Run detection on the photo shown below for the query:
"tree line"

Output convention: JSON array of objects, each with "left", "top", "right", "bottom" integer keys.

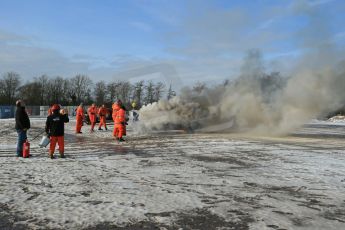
[{"left": 0, "top": 72, "right": 176, "bottom": 109}]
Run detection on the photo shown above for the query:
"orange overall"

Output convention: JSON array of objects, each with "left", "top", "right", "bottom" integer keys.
[
  {"left": 98, "top": 107, "right": 108, "bottom": 129},
  {"left": 88, "top": 105, "right": 97, "bottom": 131},
  {"left": 50, "top": 136, "right": 64, "bottom": 154},
  {"left": 112, "top": 103, "right": 126, "bottom": 139},
  {"left": 75, "top": 106, "right": 84, "bottom": 133}
]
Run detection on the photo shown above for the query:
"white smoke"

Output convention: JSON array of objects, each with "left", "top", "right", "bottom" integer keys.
[
  {"left": 138, "top": 49, "right": 345, "bottom": 135},
  {"left": 137, "top": 1, "right": 345, "bottom": 136},
  {"left": 140, "top": 52, "right": 345, "bottom": 134}
]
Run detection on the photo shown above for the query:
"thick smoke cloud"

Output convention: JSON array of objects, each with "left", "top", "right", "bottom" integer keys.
[
  {"left": 138, "top": 50, "right": 345, "bottom": 135},
  {"left": 137, "top": 1, "right": 345, "bottom": 136}
]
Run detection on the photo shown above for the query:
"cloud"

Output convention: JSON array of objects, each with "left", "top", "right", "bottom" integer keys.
[
  {"left": 333, "top": 31, "right": 345, "bottom": 42},
  {"left": 0, "top": 30, "right": 118, "bottom": 81},
  {"left": 257, "top": 19, "right": 275, "bottom": 30},
  {"left": 0, "top": 29, "right": 29, "bottom": 43},
  {"left": 132, "top": 0, "right": 182, "bottom": 26},
  {"left": 129, "top": 21, "right": 153, "bottom": 32},
  {"left": 310, "top": 0, "right": 336, "bottom": 6},
  {"left": 1, "top": 0, "right": 343, "bottom": 88},
  {"left": 161, "top": 0, "right": 345, "bottom": 84},
  {"left": 105, "top": 2, "right": 299, "bottom": 87}
]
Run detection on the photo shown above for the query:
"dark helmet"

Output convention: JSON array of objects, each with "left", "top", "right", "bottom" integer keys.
[{"left": 116, "top": 99, "right": 122, "bottom": 105}]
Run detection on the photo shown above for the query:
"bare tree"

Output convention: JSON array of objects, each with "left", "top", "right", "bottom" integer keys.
[
  {"left": 118, "top": 81, "right": 131, "bottom": 105},
  {"left": 107, "top": 82, "right": 121, "bottom": 102},
  {"left": 1, "top": 72, "right": 21, "bottom": 104},
  {"left": 17, "top": 82, "right": 41, "bottom": 105},
  {"left": 107, "top": 82, "right": 118, "bottom": 103},
  {"left": 132, "top": 80, "right": 144, "bottom": 107},
  {"left": 153, "top": 82, "right": 165, "bottom": 102},
  {"left": 35, "top": 74, "right": 49, "bottom": 105},
  {"left": 47, "top": 76, "right": 67, "bottom": 104},
  {"left": 167, "top": 84, "right": 176, "bottom": 100},
  {"left": 0, "top": 79, "right": 5, "bottom": 104},
  {"left": 69, "top": 74, "right": 93, "bottom": 104},
  {"left": 94, "top": 81, "right": 107, "bottom": 105},
  {"left": 144, "top": 81, "right": 155, "bottom": 105}
]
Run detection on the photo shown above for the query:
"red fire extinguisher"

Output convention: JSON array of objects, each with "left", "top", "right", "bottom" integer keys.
[{"left": 23, "top": 140, "right": 30, "bottom": 158}]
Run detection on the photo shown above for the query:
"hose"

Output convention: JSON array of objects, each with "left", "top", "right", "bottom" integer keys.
[{"left": 30, "top": 130, "right": 46, "bottom": 142}]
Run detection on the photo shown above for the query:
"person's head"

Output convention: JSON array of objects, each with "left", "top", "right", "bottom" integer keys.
[
  {"left": 16, "top": 100, "right": 25, "bottom": 107},
  {"left": 113, "top": 103, "right": 121, "bottom": 111},
  {"left": 79, "top": 103, "right": 83, "bottom": 107},
  {"left": 92, "top": 103, "right": 95, "bottom": 107},
  {"left": 102, "top": 104, "right": 105, "bottom": 108},
  {"left": 52, "top": 104, "right": 60, "bottom": 113}
]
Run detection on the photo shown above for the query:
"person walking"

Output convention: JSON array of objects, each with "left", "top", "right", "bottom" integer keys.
[
  {"left": 75, "top": 103, "right": 84, "bottom": 134},
  {"left": 98, "top": 104, "right": 108, "bottom": 130},
  {"left": 112, "top": 100, "right": 126, "bottom": 142},
  {"left": 45, "top": 104, "right": 69, "bottom": 159},
  {"left": 15, "top": 100, "right": 30, "bottom": 157},
  {"left": 88, "top": 103, "right": 97, "bottom": 132}
]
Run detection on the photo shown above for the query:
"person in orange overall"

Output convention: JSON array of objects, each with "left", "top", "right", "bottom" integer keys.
[
  {"left": 88, "top": 103, "right": 97, "bottom": 132},
  {"left": 98, "top": 104, "right": 108, "bottom": 130},
  {"left": 75, "top": 103, "right": 84, "bottom": 134},
  {"left": 112, "top": 100, "right": 126, "bottom": 142},
  {"left": 45, "top": 104, "right": 69, "bottom": 159}
]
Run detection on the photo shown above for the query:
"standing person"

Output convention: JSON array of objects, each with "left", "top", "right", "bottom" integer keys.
[
  {"left": 15, "top": 100, "right": 30, "bottom": 157},
  {"left": 75, "top": 103, "right": 84, "bottom": 134},
  {"left": 45, "top": 104, "right": 69, "bottom": 159},
  {"left": 112, "top": 100, "right": 126, "bottom": 142},
  {"left": 88, "top": 103, "right": 97, "bottom": 132},
  {"left": 98, "top": 104, "right": 108, "bottom": 130}
]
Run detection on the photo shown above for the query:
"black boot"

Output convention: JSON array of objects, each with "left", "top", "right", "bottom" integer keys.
[{"left": 98, "top": 127, "right": 102, "bottom": 130}]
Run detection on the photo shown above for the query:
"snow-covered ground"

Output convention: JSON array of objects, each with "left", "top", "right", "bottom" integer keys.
[{"left": 0, "top": 118, "right": 345, "bottom": 229}]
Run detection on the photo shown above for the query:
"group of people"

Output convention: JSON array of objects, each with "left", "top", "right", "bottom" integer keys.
[
  {"left": 74, "top": 103, "right": 108, "bottom": 133},
  {"left": 15, "top": 99, "right": 127, "bottom": 159},
  {"left": 74, "top": 100, "right": 127, "bottom": 142}
]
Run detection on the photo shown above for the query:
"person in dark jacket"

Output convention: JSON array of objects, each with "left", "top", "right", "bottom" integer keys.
[
  {"left": 45, "top": 104, "right": 69, "bottom": 159},
  {"left": 15, "top": 100, "right": 30, "bottom": 157}
]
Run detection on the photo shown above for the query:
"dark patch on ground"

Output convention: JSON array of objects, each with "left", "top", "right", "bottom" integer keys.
[
  {"left": 173, "top": 208, "right": 250, "bottom": 230},
  {"left": 322, "top": 208, "right": 345, "bottom": 223},
  {"left": 0, "top": 203, "right": 30, "bottom": 230},
  {"left": 83, "top": 221, "right": 167, "bottom": 230},
  {"left": 188, "top": 154, "right": 255, "bottom": 167},
  {"left": 291, "top": 133, "right": 345, "bottom": 139},
  {"left": 84, "top": 208, "right": 254, "bottom": 230}
]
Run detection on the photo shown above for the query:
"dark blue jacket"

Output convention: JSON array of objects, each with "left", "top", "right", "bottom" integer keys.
[
  {"left": 45, "top": 110, "right": 69, "bottom": 136},
  {"left": 15, "top": 106, "right": 30, "bottom": 130}
]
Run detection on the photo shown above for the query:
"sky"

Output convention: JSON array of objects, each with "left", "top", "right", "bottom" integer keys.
[{"left": 0, "top": 0, "right": 344, "bottom": 87}]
